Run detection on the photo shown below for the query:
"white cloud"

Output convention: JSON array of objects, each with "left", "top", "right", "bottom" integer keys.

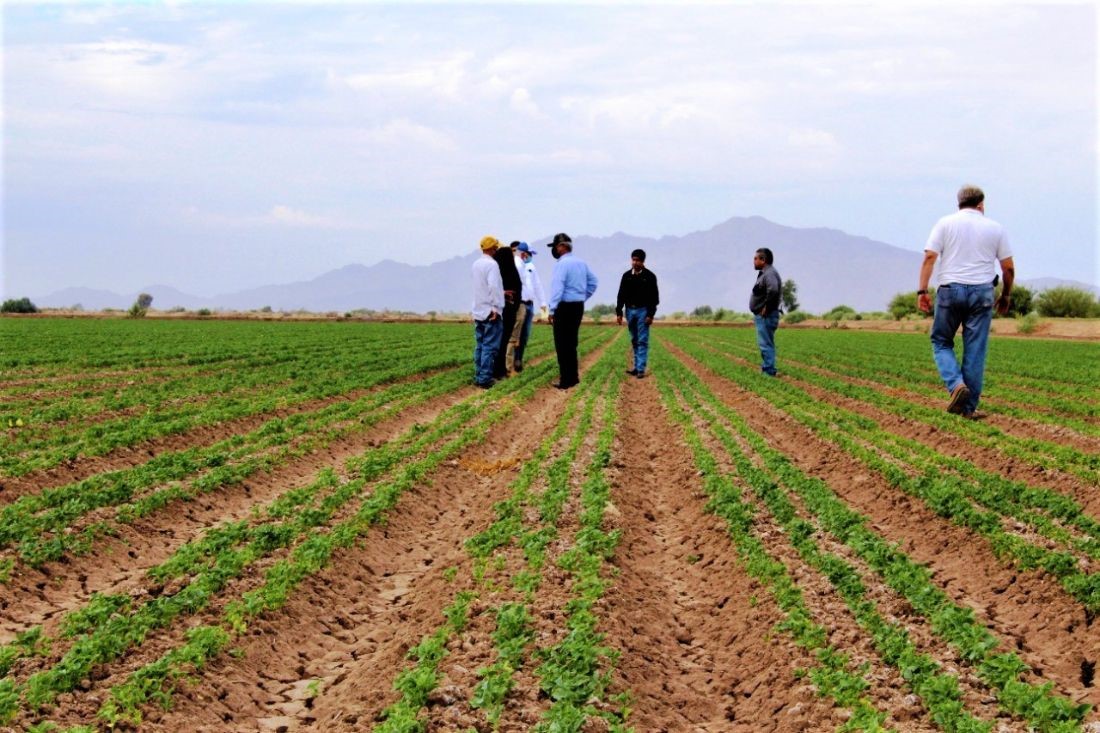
[
  {"left": 509, "top": 87, "right": 539, "bottom": 115},
  {"left": 269, "top": 205, "right": 334, "bottom": 227}
]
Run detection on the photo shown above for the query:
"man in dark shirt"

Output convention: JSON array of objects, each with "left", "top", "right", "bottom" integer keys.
[
  {"left": 748, "top": 247, "right": 782, "bottom": 376},
  {"left": 615, "top": 248, "right": 659, "bottom": 378},
  {"left": 493, "top": 244, "right": 523, "bottom": 379}
]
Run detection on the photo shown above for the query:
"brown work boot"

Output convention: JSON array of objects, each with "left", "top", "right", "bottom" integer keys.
[{"left": 946, "top": 383, "right": 970, "bottom": 414}]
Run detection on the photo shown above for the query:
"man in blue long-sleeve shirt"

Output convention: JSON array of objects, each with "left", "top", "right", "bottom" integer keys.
[{"left": 546, "top": 232, "right": 598, "bottom": 389}]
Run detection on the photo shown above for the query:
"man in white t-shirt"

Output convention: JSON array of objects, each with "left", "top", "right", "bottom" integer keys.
[{"left": 917, "top": 185, "right": 1015, "bottom": 417}]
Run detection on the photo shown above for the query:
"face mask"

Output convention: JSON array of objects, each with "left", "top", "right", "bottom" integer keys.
[{"left": 551, "top": 247, "right": 562, "bottom": 260}]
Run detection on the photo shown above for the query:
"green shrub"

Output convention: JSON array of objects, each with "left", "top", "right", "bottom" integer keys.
[
  {"left": 822, "top": 304, "right": 858, "bottom": 321},
  {"left": 888, "top": 290, "right": 934, "bottom": 320},
  {"left": 1, "top": 297, "right": 38, "bottom": 314},
  {"left": 1016, "top": 311, "right": 1040, "bottom": 334},
  {"left": 1000, "top": 284, "right": 1033, "bottom": 317},
  {"left": 784, "top": 311, "right": 812, "bottom": 324},
  {"left": 1035, "top": 286, "right": 1098, "bottom": 318},
  {"left": 196, "top": 308, "right": 213, "bottom": 317}
]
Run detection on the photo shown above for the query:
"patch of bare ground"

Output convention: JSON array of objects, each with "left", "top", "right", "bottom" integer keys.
[
  {"left": 131, "top": 361, "right": 596, "bottom": 732},
  {"left": 0, "top": 381, "right": 473, "bottom": 646},
  {"left": 0, "top": 367, "right": 459, "bottom": 503},
  {"left": 668, "top": 342, "right": 1100, "bottom": 720}
]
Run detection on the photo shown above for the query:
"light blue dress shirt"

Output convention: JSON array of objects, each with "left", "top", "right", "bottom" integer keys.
[{"left": 548, "top": 253, "right": 598, "bottom": 314}]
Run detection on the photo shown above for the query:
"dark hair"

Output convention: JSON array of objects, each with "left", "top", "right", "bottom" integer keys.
[
  {"left": 755, "top": 247, "right": 774, "bottom": 265},
  {"left": 956, "top": 185, "right": 985, "bottom": 210},
  {"left": 631, "top": 248, "right": 646, "bottom": 262},
  {"left": 509, "top": 241, "right": 521, "bottom": 248}
]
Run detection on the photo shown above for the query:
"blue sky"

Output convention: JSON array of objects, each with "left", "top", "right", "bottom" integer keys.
[{"left": 2, "top": 1, "right": 1097, "bottom": 300}]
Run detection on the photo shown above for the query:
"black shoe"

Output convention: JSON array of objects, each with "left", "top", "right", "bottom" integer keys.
[
  {"left": 635, "top": 371, "right": 646, "bottom": 379},
  {"left": 476, "top": 380, "right": 495, "bottom": 389},
  {"left": 626, "top": 369, "right": 637, "bottom": 376},
  {"left": 552, "top": 381, "right": 576, "bottom": 390},
  {"left": 514, "top": 363, "right": 523, "bottom": 373}
]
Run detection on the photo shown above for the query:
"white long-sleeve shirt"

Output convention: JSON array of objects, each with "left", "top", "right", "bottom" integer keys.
[
  {"left": 519, "top": 257, "right": 548, "bottom": 309},
  {"left": 472, "top": 254, "right": 504, "bottom": 321}
]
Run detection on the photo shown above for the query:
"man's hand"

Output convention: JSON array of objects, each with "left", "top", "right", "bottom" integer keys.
[
  {"left": 996, "top": 294, "right": 1011, "bottom": 316},
  {"left": 548, "top": 313, "right": 554, "bottom": 325},
  {"left": 917, "top": 293, "right": 932, "bottom": 314},
  {"left": 616, "top": 315, "right": 623, "bottom": 326},
  {"left": 644, "top": 316, "right": 653, "bottom": 325},
  {"left": 489, "top": 311, "right": 498, "bottom": 321}
]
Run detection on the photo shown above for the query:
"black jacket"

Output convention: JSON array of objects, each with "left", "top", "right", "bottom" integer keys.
[
  {"left": 494, "top": 248, "right": 523, "bottom": 302},
  {"left": 749, "top": 265, "right": 782, "bottom": 315},
  {"left": 615, "top": 267, "right": 659, "bottom": 319}
]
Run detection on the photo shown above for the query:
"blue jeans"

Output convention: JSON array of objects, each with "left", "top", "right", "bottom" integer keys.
[
  {"left": 515, "top": 301, "right": 534, "bottom": 366},
  {"left": 474, "top": 317, "right": 503, "bottom": 385},
  {"left": 930, "top": 283, "right": 994, "bottom": 413},
  {"left": 625, "top": 307, "right": 650, "bottom": 373},
  {"left": 754, "top": 311, "right": 780, "bottom": 375}
]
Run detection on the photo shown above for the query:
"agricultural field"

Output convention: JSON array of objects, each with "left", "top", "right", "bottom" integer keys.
[{"left": 0, "top": 316, "right": 1098, "bottom": 732}]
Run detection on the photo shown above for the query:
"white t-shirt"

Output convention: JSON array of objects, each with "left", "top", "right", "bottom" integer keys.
[{"left": 926, "top": 208, "right": 1012, "bottom": 285}]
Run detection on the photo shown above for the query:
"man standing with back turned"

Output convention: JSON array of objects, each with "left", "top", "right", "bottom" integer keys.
[
  {"left": 471, "top": 236, "right": 505, "bottom": 389},
  {"left": 616, "top": 248, "right": 659, "bottom": 378},
  {"left": 918, "top": 184, "right": 1014, "bottom": 418},
  {"left": 547, "top": 233, "right": 598, "bottom": 390},
  {"left": 749, "top": 247, "right": 782, "bottom": 376}
]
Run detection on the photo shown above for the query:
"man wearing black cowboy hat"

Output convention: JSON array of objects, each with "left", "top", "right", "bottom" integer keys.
[{"left": 546, "top": 233, "right": 598, "bottom": 389}]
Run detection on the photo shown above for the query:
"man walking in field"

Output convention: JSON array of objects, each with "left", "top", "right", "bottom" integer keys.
[
  {"left": 472, "top": 236, "right": 505, "bottom": 389},
  {"left": 616, "top": 248, "right": 659, "bottom": 378},
  {"left": 918, "top": 184, "right": 1014, "bottom": 417},
  {"left": 512, "top": 242, "right": 547, "bottom": 373},
  {"left": 547, "top": 233, "right": 598, "bottom": 390},
  {"left": 749, "top": 247, "right": 782, "bottom": 376}
]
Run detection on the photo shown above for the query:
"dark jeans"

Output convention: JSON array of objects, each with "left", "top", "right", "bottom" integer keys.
[
  {"left": 552, "top": 301, "right": 585, "bottom": 386},
  {"left": 494, "top": 299, "right": 520, "bottom": 377},
  {"left": 625, "top": 306, "right": 650, "bottom": 374}
]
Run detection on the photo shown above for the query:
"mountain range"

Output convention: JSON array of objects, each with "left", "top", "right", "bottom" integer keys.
[{"left": 33, "top": 216, "right": 1097, "bottom": 315}]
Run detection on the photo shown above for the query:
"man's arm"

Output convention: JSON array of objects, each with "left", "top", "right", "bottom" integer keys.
[
  {"left": 647, "top": 271, "right": 659, "bottom": 323},
  {"left": 996, "top": 256, "right": 1015, "bottom": 316},
  {"left": 586, "top": 267, "right": 598, "bottom": 300},
  {"left": 615, "top": 272, "right": 627, "bottom": 323},
  {"left": 917, "top": 250, "right": 938, "bottom": 314}
]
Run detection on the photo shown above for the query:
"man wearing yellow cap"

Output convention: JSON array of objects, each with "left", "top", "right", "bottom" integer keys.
[{"left": 472, "top": 236, "right": 505, "bottom": 388}]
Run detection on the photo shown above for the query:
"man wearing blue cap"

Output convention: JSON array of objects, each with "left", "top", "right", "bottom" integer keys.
[
  {"left": 547, "top": 233, "right": 598, "bottom": 389},
  {"left": 510, "top": 241, "right": 547, "bottom": 373}
]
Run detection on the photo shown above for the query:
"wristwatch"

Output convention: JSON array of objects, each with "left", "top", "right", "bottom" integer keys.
[{"left": 917, "top": 289, "right": 928, "bottom": 295}]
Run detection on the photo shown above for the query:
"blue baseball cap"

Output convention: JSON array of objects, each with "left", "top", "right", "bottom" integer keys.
[{"left": 516, "top": 241, "right": 535, "bottom": 255}]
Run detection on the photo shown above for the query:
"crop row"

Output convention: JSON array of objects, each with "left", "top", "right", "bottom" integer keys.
[
  {"left": 377, "top": 339, "right": 631, "bottom": 732},
  {"left": 654, "top": 340, "right": 1089, "bottom": 731},
  {"left": 1, "top": 326, "right": 620, "bottom": 730},
  {"left": 682, "top": 328, "right": 1099, "bottom": 483},
  {"left": 665, "top": 330, "right": 1100, "bottom": 611}
]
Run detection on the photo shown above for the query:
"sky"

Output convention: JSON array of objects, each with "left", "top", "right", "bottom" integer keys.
[{"left": 2, "top": 1, "right": 1097, "bottom": 301}]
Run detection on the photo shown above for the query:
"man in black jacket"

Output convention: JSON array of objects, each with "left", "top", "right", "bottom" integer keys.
[
  {"left": 493, "top": 244, "right": 523, "bottom": 379},
  {"left": 749, "top": 247, "right": 782, "bottom": 376},
  {"left": 615, "top": 248, "right": 659, "bottom": 378}
]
